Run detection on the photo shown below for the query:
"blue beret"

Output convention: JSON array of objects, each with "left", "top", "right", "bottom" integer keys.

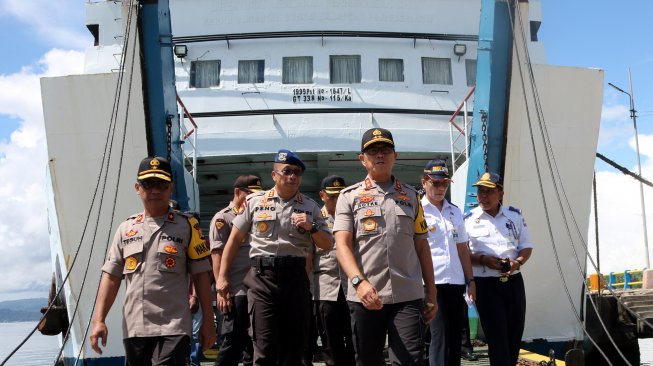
[{"left": 275, "top": 149, "right": 305, "bottom": 171}]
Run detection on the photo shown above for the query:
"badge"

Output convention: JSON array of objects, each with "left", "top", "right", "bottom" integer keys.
[
  {"left": 257, "top": 213, "right": 272, "bottom": 220},
  {"left": 359, "top": 196, "right": 375, "bottom": 203},
  {"left": 395, "top": 194, "right": 410, "bottom": 201},
  {"left": 167, "top": 212, "right": 175, "bottom": 221},
  {"left": 135, "top": 213, "right": 144, "bottom": 223},
  {"left": 150, "top": 158, "right": 160, "bottom": 169},
  {"left": 364, "top": 209, "right": 375, "bottom": 217},
  {"left": 164, "top": 257, "right": 176, "bottom": 268},
  {"left": 164, "top": 245, "right": 178, "bottom": 254},
  {"left": 215, "top": 219, "right": 225, "bottom": 230},
  {"left": 125, "top": 256, "right": 138, "bottom": 270},
  {"left": 362, "top": 218, "right": 377, "bottom": 231},
  {"left": 278, "top": 152, "right": 287, "bottom": 161},
  {"left": 258, "top": 199, "right": 272, "bottom": 207},
  {"left": 126, "top": 229, "right": 138, "bottom": 237},
  {"left": 475, "top": 218, "right": 480, "bottom": 224},
  {"left": 257, "top": 221, "right": 269, "bottom": 233},
  {"left": 428, "top": 224, "right": 436, "bottom": 233}
]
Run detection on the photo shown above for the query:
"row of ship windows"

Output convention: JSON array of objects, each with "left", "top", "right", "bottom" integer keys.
[{"left": 187, "top": 56, "right": 477, "bottom": 88}]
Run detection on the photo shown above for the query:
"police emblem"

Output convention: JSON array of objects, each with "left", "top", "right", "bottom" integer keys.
[
  {"left": 428, "top": 224, "right": 436, "bottom": 233},
  {"left": 150, "top": 158, "right": 160, "bottom": 169},
  {"left": 373, "top": 129, "right": 382, "bottom": 136},
  {"left": 334, "top": 180, "right": 341, "bottom": 187},
  {"left": 164, "top": 257, "right": 176, "bottom": 268},
  {"left": 278, "top": 152, "right": 287, "bottom": 161},
  {"left": 257, "top": 221, "right": 269, "bottom": 233},
  {"left": 364, "top": 209, "right": 375, "bottom": 217},
  {"left": 362, "top": 218, "right": 377, "bottom": 231},
  {"left": 359, "top": 195, "right": 375, "bottom": 203},
  {"left": 125, "top": 256, "right": 138, "bottom": 270},
  {"left": 164, "top": 245, "right": 178, "bottom": 254},
  {"left": 215, "top": 219, "right": 225, "bottom": 230},
  {"left": 126, "top": 229, "right": 138, "bottom": 237},
  {"left": 257, "top": 179, "right": 262, "bottom": 186}
]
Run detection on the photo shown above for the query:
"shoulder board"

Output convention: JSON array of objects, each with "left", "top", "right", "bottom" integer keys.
[
  {"left": 126, "top": 214, "right": 138, "bottom": 221},
  {"left": 449, "top": 202, "right": 459, "bottom": 208},
  {"left": 219, "top": 206, "right": 231, "bottom": 214},
  {"left": 246, "top": 191, "right": 267, "bottom": 201},
  {"left": 176, "top": 211, "right": 193, "bottom": 219},
  {"left": 301, "top": 194, "right": 319, "bottom": 206},
  {"left": 463, "top": 212, "right": 472, "bottom": 220},
  {"left": 402, "top": 183, "right": 418, "bottom": 193},
  {"left": 508, "top": 206, "right": 522, "bottom": 215},
  {"left": 340, "top": 182, "right": 362, "bottom": 194}
]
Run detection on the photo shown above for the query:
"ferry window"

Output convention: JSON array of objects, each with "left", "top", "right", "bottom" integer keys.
[
  {"left": 238, "top": 60, "right": 265, "bottom": 84},
  {"left": 189, "top": 60, "right": 220, "bottom": 88},
  {"left": 330, "top": 55, "right": 361, "bottom": 84},
  {"left": 379, "top": 59, "right": 404, "bottom": 82},
  {"left": 465, "top": 59, "right": 477, "bottom": 87},
  {"left": 283, "top": 56, "right": 313, "bottom": 84},
  {"left": 422, "top": 57, "right": 452, "bottom": 85}
]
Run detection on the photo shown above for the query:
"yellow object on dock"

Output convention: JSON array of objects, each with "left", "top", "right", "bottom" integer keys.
[{"left": 519, "top": 349, "right": 565, "bottom": 365}]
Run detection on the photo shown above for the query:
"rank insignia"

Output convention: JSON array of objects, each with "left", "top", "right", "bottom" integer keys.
[
  {"left": 395, "top": 194, "right": 411, "bottom": 201},
  {"left": 257, "top": 213, "right": 272, "bottom": 220},
  {"left": 257, "top": 221, "right": 269, "bottom": 233},
  {"left": 167, "top": 212, "right": 175, "bottom": 221},
  {"left": 428, "top": 224, "right": 436, "bottom": 233},
  {"left": 150, "top": 158, "right": 160, "bottom": 169},
  {"left": 164, "top": 245, "right": 178, "bottom": 254},
  {"left": 125, "top": 256, "right": 138, "bottom": 270},
  {"left": 135, "top": 214, "right": 144, "bottom": 223},
  {"left": 164, "top": 257, "right": 176, "bottom": 268},
  {"left": 215, "top": 219, "right": 225, "bottom": 230},
  {"left": 126, "top": 229, "right": 138, "bottom": 237},
  {"left": 359, "top": 196, "right": 375, "bottom": 203},
  {"left": 364, "top": 209, "right": 375, "bottom": 217},
  {"left": 362, "top": 218, "right": 377, "bottom": 231}
]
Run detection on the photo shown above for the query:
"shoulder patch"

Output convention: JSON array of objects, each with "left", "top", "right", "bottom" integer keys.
[
  {"left": 463, "top": 212, "right": 472, "bottom": 220},
  {"left": 508, "top": 206, "right": 522, "bottom": 215}
]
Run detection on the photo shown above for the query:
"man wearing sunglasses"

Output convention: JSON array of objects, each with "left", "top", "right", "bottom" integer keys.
[
  {"left": 90, "top": 156, "right": 216, "bottom": 364},
  {"left": 210, "top": 175, "right": 263, "bottom": 366},
  {"left": 217, "top": 149, "right": 333, "bottom": 365},
  {"left": 333, "top": 128, "right": 437, "bottom": 366}
]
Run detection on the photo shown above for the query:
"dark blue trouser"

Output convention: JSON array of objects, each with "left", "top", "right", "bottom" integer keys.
[
  {"left": 429, "top": 284, "right": 465, "bottom": 366},
  {"left": 316, "top": 289, "right": 355, "bottom": 366},
  {"left": 214, "top": 295, "right": 253, "bottom": 366}
]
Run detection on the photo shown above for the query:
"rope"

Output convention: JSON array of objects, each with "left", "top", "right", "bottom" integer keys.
[{"left": 596, "top": 152, "right": 653, "bottom": 188}]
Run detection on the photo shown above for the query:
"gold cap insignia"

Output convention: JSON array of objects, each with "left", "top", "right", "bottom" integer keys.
[
  {"left": 373, "top": 129, "right": 382, "bottom": 136},
  {"left": 150, "top": 158, "right": 160, "bottom": 169},
  {"left": 334, "top": 180, "right": 341, "bottom": 187}
]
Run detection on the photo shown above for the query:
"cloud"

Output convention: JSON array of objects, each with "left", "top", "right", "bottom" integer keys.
[
  {"left": 0, "top": 0, "right": 89, "bottom": 49},
  {"left": 0, "top": 49, "right": 84, "bottom": 301}
]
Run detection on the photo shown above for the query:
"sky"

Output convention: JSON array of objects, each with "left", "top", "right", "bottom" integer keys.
[{"left": 0, "top": 0, "right": 651, "bottom": 301}]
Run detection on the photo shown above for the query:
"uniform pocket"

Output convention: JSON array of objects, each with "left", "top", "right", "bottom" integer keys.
[
  {"left": 122, "top": 243, "right": 144, "bottom": 275},
  {"left": 252, "top": 211, "right": 277, "bottom": 239},
  {"left": 356, "top": 206, "right": 381, "bottom": 236},
  {"left": 157, "top": 242, "right": 183, "bottom": 273},
  {"left": 394, "top": 205, "right": 414, "bottom": 235}
]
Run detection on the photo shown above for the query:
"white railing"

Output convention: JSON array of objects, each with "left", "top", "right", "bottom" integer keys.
[
  {"left": 177, "top": 94, "right": 198, "bottom": 179},
  {"left": 448, "top": 86, "right": 475, "bottom": 174}
]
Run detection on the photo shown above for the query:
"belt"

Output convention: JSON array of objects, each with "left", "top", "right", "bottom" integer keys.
[{"left": 250, "top": 256, "right": 305, "bottom": 269}]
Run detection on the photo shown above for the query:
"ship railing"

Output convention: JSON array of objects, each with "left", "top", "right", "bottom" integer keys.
[
  {"left": 177, "top": 94, "right": 198, "bottom": 179},
  {"left": 588, "top": 269, "right": 644, "bottom": 290},
  {"left": 449, "top": 86, "right": 475, "bottom": 174}
]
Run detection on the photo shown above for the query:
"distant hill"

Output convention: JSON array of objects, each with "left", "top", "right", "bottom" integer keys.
[{"left": 0, "top": 298, "right": 47, "bottom": 323}]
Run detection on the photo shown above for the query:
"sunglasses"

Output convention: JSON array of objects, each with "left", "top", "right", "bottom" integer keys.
[
  {"left": 274, "top": 169, "right": 304, "bottom": 177},
  {"left": 364, "top": 146, "right": 395, "bottom": 155},
  {"left": 139, "top": 180, "right": 171, "bottom": 190}
]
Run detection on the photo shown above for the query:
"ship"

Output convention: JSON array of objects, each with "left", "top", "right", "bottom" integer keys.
[{"left": 34, "top": 0, "right": 605, "bottom": 364}]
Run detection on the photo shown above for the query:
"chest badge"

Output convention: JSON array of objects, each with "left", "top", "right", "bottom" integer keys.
[
  {"left": 257, "top": 221, "right": 269, "bottom": 233},
  {"left": 364, "top": 209, "right": 375, "bottom": 217},
  {"left": 359, "top": 195, "right": 375, "bottom": 203},
  {"left": 428, "top": 224, "right": 437, "bottom": 233},
  {"left": 164, "top": 257, "right": 176, "bottom": 268},
  {"left": 475, "top": 218, "right": 480, "bottom": 224},
  {"left": 126, "top": 229, "right": 138, "bottom": 237},
  {"left": 362, "top": 218, "right": 377, "bottom": 232},
  {"left": 257, "top": 213, "right": 272, "bottom": 220},
  {"left": 395, "top": 194, "right": 411, "bottom": 202},
  {"left": 164, "top": 245, "right": 178, "bottom": 254},
  {"left": 125, "top": 256, "right": 138, "bottom": 271}
]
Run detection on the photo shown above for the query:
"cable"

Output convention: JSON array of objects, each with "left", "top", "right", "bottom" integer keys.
[{"left": 596, "top": 152, "right": 653, "bottom": 188}]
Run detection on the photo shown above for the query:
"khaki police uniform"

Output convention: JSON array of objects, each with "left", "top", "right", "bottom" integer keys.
[
  {"left": 464, "top": 204, "right": 533, "bottom": 366},
  {"left": 232, "top": 188, "right": 328, "bottom": 365},
  {"left": 102, "top": 209, "right": 211, "bottom": 338},
  {"left": 333, "top": 176, "right": 429, "bottom": 366},
  {"left": 210, "top": 203, "right": 253, "bottom": 366}
]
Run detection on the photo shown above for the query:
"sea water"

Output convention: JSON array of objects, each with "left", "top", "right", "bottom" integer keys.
[{"left": 1, "top": 321, "right": 653, "bottom": 365}]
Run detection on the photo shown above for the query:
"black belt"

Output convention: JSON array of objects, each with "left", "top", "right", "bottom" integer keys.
[{"left": 250, "top": 256, "right": 305, "bottom": 269}]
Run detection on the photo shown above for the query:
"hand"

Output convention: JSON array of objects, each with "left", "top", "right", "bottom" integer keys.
[
  {"left": 422, "top": 289, "right": 437, "bottom": 323},
  {"left": 189, "top": 295, "right": 199, "bottom": 313},
  {"left": 481, "top": 255, "right": 503, "bottom": 271},
  {"left": 467, "top": 281, "right": 476, "bottom": 303},
  {"left": 198, "top": 315, "right": 217, "bottom": 351},
  {"left": 217, "top": 291, "right": 232, "bottom": 313},
  {"left": 356, "top": 280, "right": 383, "bottom": 310},
  {"left": 499, "top": 258, "right": 521, "bottom": 276},
  {"left": 216, "top": 275, "right": 232, "bottom": 313},
  {"left": 90, "top": 321, "right": 108, "bottom": 355},
  {"left": 291, "top": 213, "right": 312, "bottom": 231}
]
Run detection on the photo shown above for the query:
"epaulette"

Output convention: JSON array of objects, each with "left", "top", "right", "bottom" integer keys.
[
  {"left": 508, "top": 206, "right": 522, "bottom": 215},
  {"left": 301, "top": 194, "right": 319, "bottom": 206},
  {"left": 126, "top": 213, "right": 144, "bottom": 223},
  {"left": 402, "top": 183, "right": 418, "bottom": 193},
  {"left": 340, "top": 182, "right": 362, "bottom": 194},
  {"left": 177, "top": 210, "right": 193, "bottom": 218},
  {"left": 449, "top": 202, "right": 459, "bottom": 208},
  {"left": 463, "top": 211, "right": 472, "bottom": 220},
  {"left": 246, "top": 190, "right": 267, "bottom": 202}
]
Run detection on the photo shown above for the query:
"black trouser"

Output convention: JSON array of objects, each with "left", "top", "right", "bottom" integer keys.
[
  {"left": 317, "top": 289, "right": 355, "bottom": 366},
  {"left": 244, "top": 260, "right": 310, "bottom": 366},
  {"left": 460, "top": 302, "right": 473, "bottom": 353},
  {"left": 429, "top": 284, "right": 465, "bottom": 366},
  {"left": 303, "top": 300, "right": 319, "bottom": 366},
  {"left": 214, "top": 295, "right": 253, "bottom": 366},
  {"left": 123, "top": 335, "right": 189, "bottom": 366},
  {"left": 475, "top": 273, "right": 526, "bottom": 366},
  {"left": 349, "top": 299, "right": 425, "bottom": 366}
]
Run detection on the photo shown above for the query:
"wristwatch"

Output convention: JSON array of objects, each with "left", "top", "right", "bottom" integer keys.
[
  {"left": 351, "top": 275, "right": 364, "bottom": 289},
  {"left": 309, "top": 221, "right": 319, "bottom": 234}
]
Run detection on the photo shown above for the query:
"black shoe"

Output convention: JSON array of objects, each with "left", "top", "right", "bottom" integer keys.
[{"left": 461, "top": 350, "right": 479, "bottom": 361}]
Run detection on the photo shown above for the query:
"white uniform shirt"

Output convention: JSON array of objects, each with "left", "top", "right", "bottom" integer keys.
[
  {"left": 464, "top": 205, "right": 533, "bottom": 277},
  {"left": 422, "top": 197, "right": 469, "bottom": 285}
]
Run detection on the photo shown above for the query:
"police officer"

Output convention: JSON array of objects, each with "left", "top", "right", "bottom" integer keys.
[
  {"left": 217, "top": 149, "right": 333, "bottom": 366},
  {"left": 313, "top": 175, "right": 355, "bottom": 366},
  {"left": 90, "top": 156, "right": 216, "bottom": 365},
  {"left": 464, "top": 172, "right": 533, "bottom": 366},
  {"left": 334, "top": 128, "right": 437, "bottom": 366},
  {"left": 210, "top": 175, "right": 263, "bottom": 366}
]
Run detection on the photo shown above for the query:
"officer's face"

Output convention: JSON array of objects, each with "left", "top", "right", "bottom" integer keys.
[
  {"left": 272, "top": 163, "right": 303, "bottom": 190},
  {"left": 359, "top": 143, "right": 397, "bottom": 176},
  {"left": 422, "top": 176, "right": 449, "bottom": 203},
  {"left": 135, "top": 178, "right": 174, "bottom": 210},
  {"left": 476, "top": 185, "right": 503, "bottom": 212},
  {"left": 319, "top": 190, "right": 339, "bottom": 213}
]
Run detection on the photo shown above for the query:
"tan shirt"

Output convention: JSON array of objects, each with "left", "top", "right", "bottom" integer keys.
[
  {"left": 209, "top": 202, "right": 251, "bottom": 297},
  {"left": 333, "top": 177, "right": 428, "bottom": 304},
  {"left": 232, "top": 188, "right": 328, "bottom": 258},
  {"left": 102, "top": 209, "right": 211, "bottom": 338},
  {"left": 312, "top": 207, "right": 346, "bottom": 301}
]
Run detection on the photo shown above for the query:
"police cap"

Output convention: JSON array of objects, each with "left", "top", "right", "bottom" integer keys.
[
  {"left": 137, "top": 156, "right": 172, "bottom": 182},
  {"left": 234, "top": 175, "right": 263, "bottom": 192},
  {"left": 361, "top": 128, "right": 395, "bottom": 151},
  {"left": 321, "top": 175, "right": 346, "bottom": 195}
]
